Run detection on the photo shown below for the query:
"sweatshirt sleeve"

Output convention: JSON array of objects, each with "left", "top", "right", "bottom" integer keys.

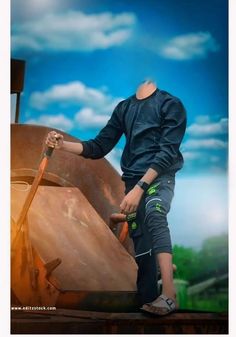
[
  {"left": 80, "top": 103, "right": 123, "bottom": 159},
  {"left": 150, "top": 98, "right": 187, "bottom": 175}
]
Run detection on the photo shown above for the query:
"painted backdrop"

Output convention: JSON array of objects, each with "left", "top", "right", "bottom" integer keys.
[{"left": 11, "top": 0, "right": 228, "bottom": 311}]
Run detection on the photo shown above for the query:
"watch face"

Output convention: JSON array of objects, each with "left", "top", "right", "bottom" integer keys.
[
  {"left": 138, "top": 181, "right": 144, "bottom": 188},
  {"left": 138, "top": 180, "right": 149, "bottom": 191}
]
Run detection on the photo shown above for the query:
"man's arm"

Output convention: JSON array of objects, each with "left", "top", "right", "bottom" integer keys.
[
  {"left": 46, "top": 103, "right": 124, "bottom": 158},
  {"left": 61, "top": 141, "right": 83, "bottom": 155},
  {"left": 46, "top": 131, "right": 84, "bottom": 155},
  {"left": 120, "top": 168, "right": 158, "bottom": 214},
  {"left": 150, "top": 98, "right": 187, "bottom": 174},
  {"left": 138, "top": 167, "right": 158, "bottom": 185},
  {"left": 81, "top": 103, "right": 123, "bottom": 159}
]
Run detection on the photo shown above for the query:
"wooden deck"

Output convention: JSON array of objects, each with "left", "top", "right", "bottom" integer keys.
[{"left": 11, "top": 309, "right": 228, "bottom": 334}]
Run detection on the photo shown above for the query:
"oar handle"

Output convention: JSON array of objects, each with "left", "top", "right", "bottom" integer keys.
[
  {"left": 44, "top": 146, "right": 55, "bottom": 158},
  {"left": 44, "top": 134, "right": 60, "bottom": 157}
]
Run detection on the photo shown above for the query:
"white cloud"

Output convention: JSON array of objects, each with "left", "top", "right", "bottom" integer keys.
[
  {"left": 183, "top": 138, "right": 227, "bottom": 150},
  {"left": 195, "top": 115, "right": 211, "bottom": 124},
  {"left": 160, "top": 32, "right": 219, "bottom": 60},
  {"left": 187, "top": 117, "right": 228, "bottom": 136},
  {"left": 182, "top": 151, "right": 202, "bottom": 160},
  {"left": 25, "top": 113, "right": 73, "bottom": 131},
  {"left": 12, "top": 10, "right": 136, "bottom": 52},
  {"left": 183, "top": 116, "right": 228, "bottom": 153},
  {"left": 182, "top": 150, "right": 223, "bottom": 170},
  {"left": 12, "top": 0, "right": 64, "bottom": 20},
  {"left": 210, "top": 155, "right": 221, "bottom": 163},
  {"left": 28, "top": 81, "right": 124, "bottom": 129},
  {"left": 29, "top": 81, "right": 122, "bottom": 113},
  {"left": 75, "top": 108, "right": 110, "bottom": 128},
  {"left": 208, "top": 165, "right": 226, "bottom": 174},
  {"left": 105, "top": 148, "right": 123, "bottom": 174}
]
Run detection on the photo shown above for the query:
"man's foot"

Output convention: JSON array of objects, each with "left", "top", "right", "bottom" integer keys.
[{"left": 140, "top": 294, "right": 178, "bottom": 316}]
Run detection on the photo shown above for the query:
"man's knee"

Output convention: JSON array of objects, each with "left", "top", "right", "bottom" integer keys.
[
  {"left": 145, "top": 197, "right": 169, "bottom": 230},
  {"left": 144, "top": 198, "right": 172, "bottom": 254}
]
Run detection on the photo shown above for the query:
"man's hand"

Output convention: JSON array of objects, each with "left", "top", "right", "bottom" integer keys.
[
  {"left": 120, "top": 185, "right": 144, "bottom": 214},
  {"left": 46, "top": 131, "right": 64, "bottom": 149}
]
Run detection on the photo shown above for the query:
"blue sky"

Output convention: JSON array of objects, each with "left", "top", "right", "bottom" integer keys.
[{"left": 11, "top": 0, "right": 228, "bottom": 248}]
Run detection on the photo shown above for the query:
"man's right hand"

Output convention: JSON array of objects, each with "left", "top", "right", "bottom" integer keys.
[{"left": 46, "top": 131, "right": 64, "bottom": 149}]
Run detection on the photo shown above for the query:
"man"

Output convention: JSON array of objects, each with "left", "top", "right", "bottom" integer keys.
[{"left": 46, "top": 80, "right": 187, "bottom": 315}]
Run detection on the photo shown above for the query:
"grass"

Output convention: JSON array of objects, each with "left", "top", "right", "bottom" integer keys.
[{"left": 184, "top": 293, "right": 228, "bottom": 312}]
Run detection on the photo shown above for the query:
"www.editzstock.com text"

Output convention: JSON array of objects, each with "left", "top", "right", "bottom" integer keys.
[{"left": 11, "top": 306, "right": 56, "bottom": 311}]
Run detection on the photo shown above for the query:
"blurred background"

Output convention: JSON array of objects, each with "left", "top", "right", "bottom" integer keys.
[{"left": 11, "top": 0, "right": 228, "bottom": 312}]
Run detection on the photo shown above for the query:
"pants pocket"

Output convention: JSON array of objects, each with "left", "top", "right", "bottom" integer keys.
[{"left": 126, "top": 212, "right": 143, "bottom": 238}]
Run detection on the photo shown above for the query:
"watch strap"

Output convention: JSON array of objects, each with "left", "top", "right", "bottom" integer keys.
[{"left": 137, "top": 180, "right": 150, "bottom": 192}]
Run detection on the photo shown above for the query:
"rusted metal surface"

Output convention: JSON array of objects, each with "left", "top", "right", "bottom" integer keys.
[
  {"left": 12, "top": 148, "right": 53, "bottom": 246},
  {"left": 11, "top": 216, "right": 60, "bottom": 306},
  {"left": 11, "top": 124, "right": 124, "bottom": 220},
  {"left": 11, "top": 144, "right": 62, "bottom": 306},
  {"left": 11, "top": 309, "right": 228, "bottom": 334},
  {"left": 11, "top": 124, "right": 134, "bottom": 255},
  {"left": 11, "top": 123, "right": 137, "bottom": 310},
  {"left": 11, "top": 184, "right": 137, "bottom": 292}
]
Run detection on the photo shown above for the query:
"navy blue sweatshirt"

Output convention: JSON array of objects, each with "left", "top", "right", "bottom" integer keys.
[{"left": 81, "top": 88, "right": 187, "bottom": 181}]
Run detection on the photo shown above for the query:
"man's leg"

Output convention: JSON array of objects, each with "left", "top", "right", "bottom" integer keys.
[
  {"left": 157, "top": 252, "right": 176, "bottom": 301},
  {"left": 126, "top": 194, "right": 159, "bottom": 306},
  {"left": 141, "top": 176, "right": 177, "bottom": 314},
  {"left": 135, "top": 251, "right": 159, "bottom": 305}
]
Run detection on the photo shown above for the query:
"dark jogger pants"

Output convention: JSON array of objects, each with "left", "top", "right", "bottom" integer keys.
[{"left": 125, "top": 174, "right": 175, "bottom": 305}]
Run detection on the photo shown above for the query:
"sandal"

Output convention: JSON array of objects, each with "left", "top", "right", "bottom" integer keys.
[{"left": 140, "top": 294, "right": 177, "bottom": 316}]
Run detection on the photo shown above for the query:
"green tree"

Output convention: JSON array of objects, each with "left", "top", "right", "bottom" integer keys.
[
  {"left": 173, "top": 245, "right": 200, "bottom": 283},
  {"left": 173, "top": 233, "right": 228, "bottom": 284},
  {"left": 197, "top": 233, "right": 228, "bottom": 282}
]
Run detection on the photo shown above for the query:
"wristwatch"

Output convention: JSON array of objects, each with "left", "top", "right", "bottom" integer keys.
[{"left": 136, "top": 180, "right": 150, "bottom": 192}]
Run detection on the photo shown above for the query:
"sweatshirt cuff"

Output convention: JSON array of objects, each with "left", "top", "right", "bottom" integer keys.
[
  {"left": 150, "top": 163, "right": 164, "bottom": 175},
  {"left": 80, "top": 141, "right": 91, "bottom": 158}
]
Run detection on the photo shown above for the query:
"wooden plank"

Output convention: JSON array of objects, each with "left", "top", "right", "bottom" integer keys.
[{"left": 11, "top": 309, "right": 228, "bottom": 334}]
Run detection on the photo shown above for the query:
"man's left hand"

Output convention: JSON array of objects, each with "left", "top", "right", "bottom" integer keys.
[{"left": 120, "top": 185, "right": 144, "bottom": 214}]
